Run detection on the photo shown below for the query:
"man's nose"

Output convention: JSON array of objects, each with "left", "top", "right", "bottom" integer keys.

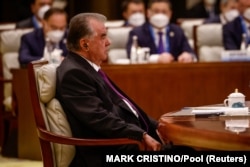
[{"left": 106, "top": 37, "right": 111, "bottom": 46}]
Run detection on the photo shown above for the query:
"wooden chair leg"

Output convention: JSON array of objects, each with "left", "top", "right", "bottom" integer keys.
[
  {"left": 1, "top": 117, "right": 18, "bottom": 157},
  {"left": 0, "top": 117, "right": 4, "bottom": 148}
]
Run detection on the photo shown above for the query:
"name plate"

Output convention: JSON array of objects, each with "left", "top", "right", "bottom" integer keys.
[{"left": 221, "top": 50, "right": 250, "bottom": 62}]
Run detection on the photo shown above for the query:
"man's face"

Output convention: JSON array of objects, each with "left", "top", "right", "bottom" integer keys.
[
  {"left": 147, "top": 2, "right": 172, "bottom": 19},
  {"left": 123, "top": 2, "right": 145, "bottom": 20},
  {"left": 86, "top": 20, "right": 111, "bottom": 65},
  {"left": 221, "top": 0, "right": 238, "bottom": 13},
  {"left": 238, "top": 0, "right": 250, "bottom": 14},
  {"left": 43, "top": 13, "right": 67, "bottom": 34},
  {"left": 31, "top": 0, "right": 53, "bottom": 17}
]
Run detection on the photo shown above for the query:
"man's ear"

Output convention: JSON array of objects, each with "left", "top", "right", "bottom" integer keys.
[
  {"left": 83, "top": 43, "right": 89, "bottom": 48},
  {"left": 80, "top": 39, "right": 89, "bottom": 50}
]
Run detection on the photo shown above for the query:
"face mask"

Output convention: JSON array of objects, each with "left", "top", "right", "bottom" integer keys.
[
  {"left": 149, "top": 13, "right": 169, "bottom": 29},
  {"left": 243, "top": 8, "right": 250, "bottom": 21},
  {"left": 38, "top": 5, "right": 51, "bottom": 19},
  {"left": 224, "top": 9, "right": 239, "bottom": 22},
  {"left": 128, "top": 13, "right": 145, "bottom": 27},
  {"left": 47, "top": 30, "right": 64, "bottom": 43},
  {"left": 205, "top": 0, "right": 216, "bottom": 5}
]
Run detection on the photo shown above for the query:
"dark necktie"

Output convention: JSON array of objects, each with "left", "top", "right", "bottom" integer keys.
[
  {"left": 98, "top": 69, "right": 127, "bottom": 101},
  {"left": 158, "top": 31, "right": 164, "bottom": 54},
  {"left": 98, "top": 69, "right": 149, "bottom": 132}
]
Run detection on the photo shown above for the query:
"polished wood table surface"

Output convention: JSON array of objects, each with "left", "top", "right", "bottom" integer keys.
[
  {"left": 158, "top": 102, "right": 250, "bottom": 151},
  {"left": 103, "top": 62, "right": 250, "bottom": 119}
]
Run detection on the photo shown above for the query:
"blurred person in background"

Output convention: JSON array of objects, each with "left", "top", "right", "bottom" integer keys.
[
  {"left": 223, "top": 0, "right": 250, "bottom": 50},
  {"left": 16, "top": 0, "right": 54, "bottom": 29},
  {"left": 204, "top": 0, "right": 239, "bottom": 24},
  {"left": 126, "top": 0, "right": 196, "bottom": 63},
  {"left": 121, "top": 0, "right": 146, "bottom": 27},
  {"left": 186, "top": 0, "right": 220, "bottom": 19},
  {"left": 18, "top": 8, "right": 68, "bottom": 66}
]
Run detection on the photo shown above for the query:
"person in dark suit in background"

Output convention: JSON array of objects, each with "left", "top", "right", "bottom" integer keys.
[
  {"left": 204, "top": 0, "right": 239, "bottom": 24},
  {"left": 18, "top": 8, "right": 68, "bottom": 66},
  {"left": 223, "top": 0, "right": 250, "bottom": 50},
  {"left": 56, "top": 12, "right": 162, "bottom": 167},
  {"left": 16, "top": 0, "right": 54, "bottom": 29},
  {"left": 121, "top": 0, "right": 146, "bottom": 27},
  {"left": 126, "top": 0, "right": 196, "bottom": 63},
  {"left": 186, "top": 0, "right": 220, "bottom": 19}
]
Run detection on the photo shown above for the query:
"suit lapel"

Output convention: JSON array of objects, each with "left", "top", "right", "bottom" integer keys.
[
  {"left": 143, "top": 24, "right": 158, "bottom": 53},
  {"left": 68, "top": 52, "right": 140, "bottom": 118},
  {"left": 35, "top": 29, "right": 46, "bottom": 58}
]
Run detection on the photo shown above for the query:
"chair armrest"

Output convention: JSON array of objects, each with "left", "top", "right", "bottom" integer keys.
[
  {"left": 38, "top": 128, "right": 145, "bottom": 151},
  {"left": 0, "top": 77, "right": 12, "bottom": 83}
]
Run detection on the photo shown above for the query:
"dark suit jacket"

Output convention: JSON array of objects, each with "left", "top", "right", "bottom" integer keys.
[
  {"left": 126, "top": 22, "right": 195, "bottom": 60},
  {"left": 223, "top": 16, "right": 243, "bottom": 50},
  {"left": 16, "top": 16, "right": 38, "bottom": 29},
  {"left": 56, "top": 52, "right": 159, "bottom": 167},
  {"left": 18, "top": 28, "right": 68, "bottom": 65},
  {"left": 186, "top": 2, "right": 209, "bottom": 18},
  {"left": 186, "top": 1, "right": 220, "bottom": 18}
]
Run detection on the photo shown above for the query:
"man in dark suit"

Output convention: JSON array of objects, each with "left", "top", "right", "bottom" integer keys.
[
  {"left": 18, "top": 8, "right": 68, "bottom": 66},
  {"left": 204, "top": 0, "right": 238, "bottom": 24},
  {"left": 16, "top": 0, "right": 53, "bottom": 29},
  {"left": 127, "top": 0, "right": 196, "bottom": 63},
  {"left": 121, "top": 0, "right": 146, "bottom": 27},
  {"left": 223, "top": 0, "right": 250, "bottom": 50},
  {"left": 186, "top": 0, "right": 219, "bottom": 19},
  {"left": 56, "top": 13, "right": 162, "bottom": 167}
]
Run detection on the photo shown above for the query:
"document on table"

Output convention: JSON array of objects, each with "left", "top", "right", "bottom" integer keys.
[{"left": 191, "top": 107, "right": 249, "bottom": 116}]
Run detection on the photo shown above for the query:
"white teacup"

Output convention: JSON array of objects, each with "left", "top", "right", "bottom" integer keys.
[{"left": 224, "top": 89, "right": 245, "bottom": 108}]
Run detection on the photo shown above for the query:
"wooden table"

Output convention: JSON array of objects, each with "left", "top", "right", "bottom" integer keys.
[
  {"left": 103, "top": 62, "right": 250, "bottom": 119},
  {"left": 158, "top": 102, "right": 250, "bottom": 151}
]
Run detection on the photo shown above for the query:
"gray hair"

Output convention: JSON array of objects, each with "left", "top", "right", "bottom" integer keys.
[{"left": 67, "top": 13, "right": 107, "bottom": 51}]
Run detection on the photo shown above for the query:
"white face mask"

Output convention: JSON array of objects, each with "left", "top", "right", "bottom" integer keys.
[
  {"left": 38, "top": 5, "right": 51, "bottom": 19},
  {"left": 149, "top": 13, "right": 169, "bottom": 29},
  {"left": 128, "top": 13, "right": 145, "bottom": 27},
  {"left": 47, "top": 30, "right": 65, "bottom": 43},
  {"left": 243, "top": 8, "right": 250, "bottom": 21},
  {"left": 224, "top": 9, "right": 239, "bottom": 22}
]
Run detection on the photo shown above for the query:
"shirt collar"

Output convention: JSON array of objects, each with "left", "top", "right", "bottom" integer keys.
[
  {"left": 32, "top": 15, "right": 42, "bottom": 28},
  {"left": 152, "top": 26, "right": 167, "bottom": 34},
  {"left": 80, "top": 55, "right": 100, "bottom": 72}
]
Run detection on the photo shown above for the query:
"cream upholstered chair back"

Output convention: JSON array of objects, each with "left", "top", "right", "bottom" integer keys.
[
  {"left": 0, "top": 28, "right": 33, "bottom": 78},
  {"left": 194, "top": 24, "right": 223, "bottom": 62},
  {"left": 34, "top": 62, "right": 75, "bottom": 167},
  {"left": 0, "top": 28, "right": 33, "bottom": 110},
  {"left": 105, "top": 20, "right": 125, "bottom": 28},
  {"left": 107, "top": 26, "right": 132, "bottom": 64},
  {"left": 0, "top": 23, "right": 15, "bottom": 31},
  {"left": 179, "top": 18, "right": 204, "bottom": 49}
]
